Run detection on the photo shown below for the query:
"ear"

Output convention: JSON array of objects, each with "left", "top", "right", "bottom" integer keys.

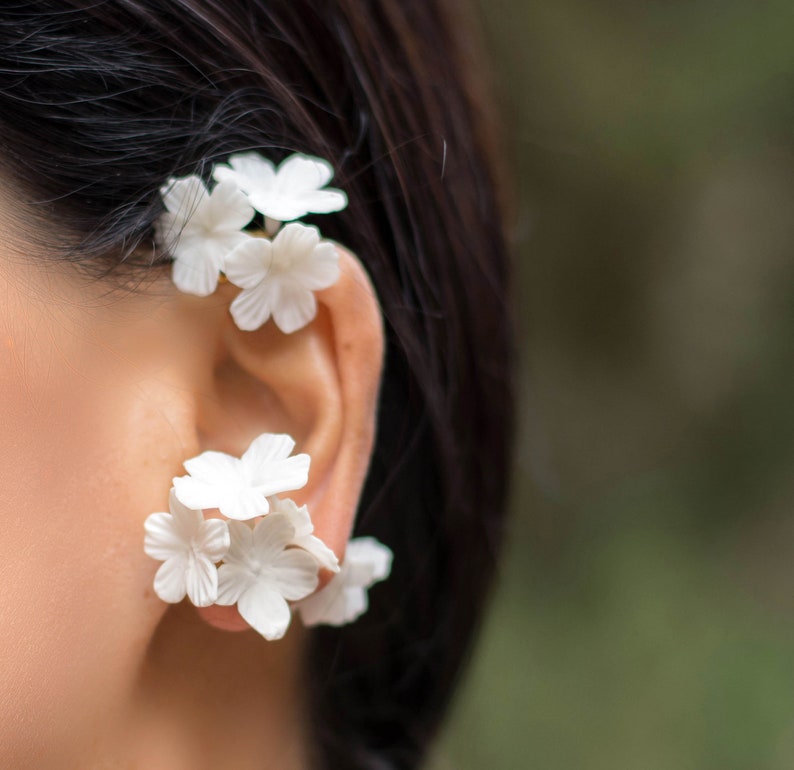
[{"left": 194, "top": 248, "right": 383, "bottom": 630}]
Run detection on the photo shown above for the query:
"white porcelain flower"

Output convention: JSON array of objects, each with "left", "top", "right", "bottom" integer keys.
[
  {"left": 269, "top": 496, "right": 340, "bottom": 573},
  {"left": 172, "top": 433, "right": 310, "bottom": 521},
  {"left": 224, "top": 222, "right": 340, "bottom": 333},
  {"left": 212, "top": 152, "right": 348, "bottom": 222},
  {"left": 216, "top": 515, "right": 320, "bottom": 640},
  {"left": 157, "top": 175, "right": 255, "bottom": 296},
  {"left": 143, "top": 489, "right": 230, "bottom": 607},
  {"left": 295, "top": 537, "right": 393, "bottom": 627}
]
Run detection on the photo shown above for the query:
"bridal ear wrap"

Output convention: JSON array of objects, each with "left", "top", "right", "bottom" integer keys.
[{"left": 143, "top": 152, "right": 392, "bottom": 640}]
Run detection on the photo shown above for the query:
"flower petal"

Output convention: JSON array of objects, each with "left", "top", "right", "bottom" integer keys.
[
  {"left": 196, "top": 517, "right": 231, "bottom": 562},
  {"left": 185, "top": 555, "right": 219, "bottom": 607},
  {"left": 293, "top": 188, "right": 348, "bottom": 215},
  {"left": 224, "top": 238, "right": 273, "bottom": 290},
  {"left": 174, "top": 450, "right": 244, "bottom": 510},
  {"left": 221, "top": 521, "right": 256, "bottom": 567},
  {"left": 290, "top": 241, "right": 340, "bottom": 290},
  {"left": 171, "top": 247, "right": 221, "bottom": 297},
  {"left": 167, "top": 491, "right": 206, "bottom": 540},
  {"left": 220, "top": 487, "right": 271, "bottom": 521},
  {"left": 270, "top": 497, "right": 340, "bottom": 573},
  {"left": 237, "top": 582, "right": 293, "bottom": 640},
  {"left": 143, "top": 512, "right": 185, "bottom": 561},
  {"left": 204, "top": 179, "right": 255, "bottom": 232},
  {"left": 246, "top": 195, "right": 309, "bottom": 223},
  {"left": 228, "top": 281, "right": 277, "bottom": 332},
  {"left": 276, "top": 154, "right": 334, "bottom": 191},
  {"left": 271, "top": 548, "right": 320, "bottom": 600},
  {"left": 271, "top": 283, "right": 317, "bottom": 334},
  {"left": 213, "top": 152, "right": 277, "bottom": 194},
  {"left": 243, "top": 433, "right": 296, "bottom": 466},
  {"left": 272, "top": 222, "right": 320, "bottom": 264},
  {"left": 295, "top": 534, "right": 340, "bottom": 574},
  {"left": 160, "top": 175, "right": 206, "bottom": 218},
  {"left": 216, "top": 562, "right": 254, "bottom": 606},
  {"left": 270, "top": 496, "right": 312, "bottom": 537},
  {"left": 296, "top": 537, "right": 392, "bottom": 626},
  {"left": 251, "top": 453, "right": 311, "bottom": 498},
  {"left": 295, "top": 574, "right": 352, "bottom": 627},
  {"left": 345, "top": 537, "right": 394, "bottom": 585},
  {"left": 182, "top": 450, "right": 242, "bottom": 482},
  {"left": 240, "top": 434, "right": 310, "bottom": 498},
  {"left": 251, "top": 513, "right": 297, "bottom": 562},
  {"left": 153, "top": 556, "right": 188, "bottom": 604},
  {"left": 172, "top": 476, "right": 234, "bottom": 514}
]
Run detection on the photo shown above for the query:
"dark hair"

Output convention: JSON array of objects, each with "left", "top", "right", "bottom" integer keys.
[{"left": 0, "top": 2, "right": 514, "bottom": 767}]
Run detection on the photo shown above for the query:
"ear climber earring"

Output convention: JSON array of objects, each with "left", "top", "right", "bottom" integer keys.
[
  {"left": 144, "top": 152, "right": 392, "bottom": 639},
  {"left": 156, "top": 152, "right": 345, "bottom": 333}
]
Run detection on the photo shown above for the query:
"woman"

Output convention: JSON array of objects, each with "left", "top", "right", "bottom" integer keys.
[{"left": 0, "top": 1, "right": 513, "bottom": 768}]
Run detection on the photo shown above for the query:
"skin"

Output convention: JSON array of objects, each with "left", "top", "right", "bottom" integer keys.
[{"left": 0, "top": 198, "right": 383, "bottom": 768}]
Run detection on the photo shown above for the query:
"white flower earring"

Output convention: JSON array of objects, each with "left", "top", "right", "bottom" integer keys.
[
  {"left": 212, "top": 152, "right": 347, "bottom": 224},
  {"left": 143, "top": 432, "right": 391, "bottom": 640},
  {"left": 144, "top": 150, "right": 392, "bottom": 638},
  {"left": 296, "top": 537, "right": 392, "bottom": 627},
  {"left": 144, "top": 489, "right": 231, "bottom": 607},
  {"left": 224, "top": 222, "right": 340, "bottom": 333},
  {"left": 155, "top": 151, "right": 346, "bottom": 333},
  {"left": 157, "top": 177, "right": 254, "bottom": 297},
  {"left": 173, "top": 433, "right": 310, "bottom": 521}
]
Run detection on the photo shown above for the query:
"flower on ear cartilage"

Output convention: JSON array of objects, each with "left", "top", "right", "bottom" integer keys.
[
  {"left": 296, "top": 537, "right": 393, "bottom": 627},
  {"left": 216, "top": 515, "right": 320, "bottom": 640},
  {"left": 143, "top": 489, "right": 230, "bottom": 607},
  {"left": 224, "top": 222, "right": 340, "bottom": 333},
  {"left": 157, "top": 176, "right": 254, "bottom": 296},
  {"left": 173, "top": 433, "right": 310, "bottom": 521},
  {"left": 156, "top": 151, "right": 346, "bottom": 334},
  {"left": 212, "top": 152, "right": 348, "bottom": 223}
]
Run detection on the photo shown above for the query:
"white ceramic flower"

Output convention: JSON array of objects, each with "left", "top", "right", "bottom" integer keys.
[
  {"left": 216, "top": 515, "right": 320, "bottom": 640},
  {"left": 269, "top": 496, "right": 340, "bottom": 573},
  {"left": 295, "top": 537, "right": 393, "bottom": 627},
  {"left": 143, "top": 489, "right": 230, "bottom": 607},
  {"left": 212, "top": 152, "right": 348, "bottom": 222},
  {"left": 156, "top": 175, "right": 254, "bottom": 296},
  {"left": 172, "top": 433, "right": 310, "bottom": 521},
  {"left": 224, "top": 222, "right": 340, "bottom": 333}
]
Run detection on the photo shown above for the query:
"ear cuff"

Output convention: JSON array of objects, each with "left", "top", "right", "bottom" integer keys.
[{"left": 144, "top": 153, "right": 392, "bottom": 639}]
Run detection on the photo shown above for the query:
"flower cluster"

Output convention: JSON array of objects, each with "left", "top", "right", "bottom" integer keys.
[
  {"left": 144, "top": 433, "right": 392, "bottom": 640},
  {"left": 156, "top": 152, "right": 346, "bottom": 334}
]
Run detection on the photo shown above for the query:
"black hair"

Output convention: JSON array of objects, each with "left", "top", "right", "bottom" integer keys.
[{"left": 0, "top": 2, "right": 514, "bottom": 767}]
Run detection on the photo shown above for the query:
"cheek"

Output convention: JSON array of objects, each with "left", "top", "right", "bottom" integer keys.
[{"left": 0, "top": 315, "right": 188, "bottom": 761}]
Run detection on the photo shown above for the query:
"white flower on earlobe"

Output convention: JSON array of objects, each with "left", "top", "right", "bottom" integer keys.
[
  {"left": 172, "top": 433, "right": 310, "bottom": 521},
  {"left": 212, "top": 152, "right": 348, "bottom": 223},
  {"left": 269, "top": 496, "right": 340, "bottom": 573},
  {"left": 295, "top": 537, "right": 392, "bottom": 627},
  {"left": 224, "top": 222, "right": 340, "bottom": 333},
  {"left": 156, "top": 175, "right": 255, "bottom": 297},
  {"left": 216, "top": 516, "right": 320, "bottom": 640},
  {"left": 143, "top": 489, "right": 230, "bottom": 607}
]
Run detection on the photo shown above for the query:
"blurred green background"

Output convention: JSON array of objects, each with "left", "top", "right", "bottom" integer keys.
[{"left": 431, "top": 1, "right": 794, "bottom": 768}]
